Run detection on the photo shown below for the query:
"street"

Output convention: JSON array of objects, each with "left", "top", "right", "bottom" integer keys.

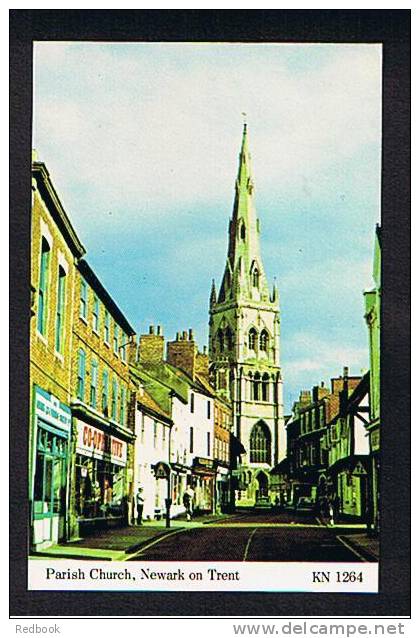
[{"left": 128, "top": 510, "right": 374, "bottom": 562}]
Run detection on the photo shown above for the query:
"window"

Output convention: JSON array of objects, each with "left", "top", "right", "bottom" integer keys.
[
  {"left": 189, "top": 427, "right": 194, "bottom": 453},
  {"left": 252, "top": 267, "right": 260, "bottom": 288},
  {"left": 90, "top": 359, "right": 98, "bottom": 408},
  {"left": 113, "top": 324, "right": 119, "bottom": 355},
  {"left": 77, "top": 349, "right": 86, "bottom": 401},
  {"left": 260, "top": 330, "right": 268, "bottom": 352},
  {"left": 55, "top": 266, "right": 66, "bottom": 353},
  {"left": 92, "top": 295, "right": 99, "bottom": 332},
  {"left": 104, "top": 310, "right": 110, "bottom": 343},
  {"left": 119, "top": 386, "right": 126, "bottom": 426},
  {"left": 207, "top": 432, "right": 211, "bottom": 457},
  {"left": 37, "top": 237, "right": 50, "bottom": 335},
  {"left": 80, "top": 277, "right": 87, "bottom": 319},
  {"left": 250, "top": 421, "right": 271, "bottom": 464},
  {"left": 111, "top": 377, "right": 118, "bottom": 420},
  {"left": 121, "top": 333, "right": 127, "bottom": 362},
  {"left": 162, "top": 425, "right": 166, "bottom": 445},
  {"left": 253, "top": 372, "right": 261, "bottom": 401},
  {"left": 153, "top": 421, "right": 158, "bottom": 448},
  {"left": 240, "top": 221, "right": 246, "bottom": 240},
  {"left": 248, "top": 328, "right": 257, "bottom": 350},
  {"left": 207, "top": 400, "right": 211, "bottom": 419},
  {"left": 140, "top": 413, "right": 145, "bottom": 443},
  {"left": 226, "top": 327, "right": 233, "bottom": 350},
  {"left": 102, "top": 369, "right": 109, "bottom": 414},
  {"left": 217, "top": 328, "right": 224, "bottom": 351},
  {"left": 261, "top": 373, "right": 269, "bottom": 402},
  {"left": 190, "top": 392, "right": 194, "bottom": 413}
]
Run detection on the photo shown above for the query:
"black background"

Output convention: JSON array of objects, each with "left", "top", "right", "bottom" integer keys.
[{"left": 10, "top": 9, "right": 410, "bottom": 618}]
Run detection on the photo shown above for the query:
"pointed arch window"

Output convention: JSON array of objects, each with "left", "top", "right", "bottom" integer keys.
[
  {"left": 252, "top": 267, "right": 260, "bottom": 288},
  {"left": 226, "top": 326, "right": 233, "bottom": 350},
  {"left": 240, "top": 222, "right": 246, "bottom": 240},
  {"left": 248, "top": 328, "right": 257, "bottom": 351},
  {"left": 253, "top": 372, "right": 261, "bottom": 401},
  {"left": 260, "top": 329, "right": 269, "bottom": 352},
  {"left": 217, "top": 328, "right": 224, "bottom": 352},
  {"left": 261, "top": 373, "right": 270, "bottom": 402},
  {"left": 250, "top": 421, "right": 271, "bottom": 464}
]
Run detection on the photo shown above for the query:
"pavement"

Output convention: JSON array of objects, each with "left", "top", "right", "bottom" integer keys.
[{"left": 30, "top": 510, "right": 378, "bottom": 562}]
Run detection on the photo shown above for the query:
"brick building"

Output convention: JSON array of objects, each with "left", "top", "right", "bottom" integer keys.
[
  {"left": 69, "top": 260, "right": 136, "bottom": 537},
  {"left": 30, "top": 156, "right": 85, "bottom": 550}
]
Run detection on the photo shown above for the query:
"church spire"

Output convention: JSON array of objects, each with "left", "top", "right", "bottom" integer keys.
[{"left": 218, "top": 122, "right": 270, "bottom": 304}]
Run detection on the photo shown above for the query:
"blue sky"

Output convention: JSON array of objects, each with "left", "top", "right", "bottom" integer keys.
[{"left": 33, "top": 42, "right": 382, "bottom": 411}]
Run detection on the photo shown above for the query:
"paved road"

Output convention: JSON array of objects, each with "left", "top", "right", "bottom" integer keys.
[{"left": 129, "top": 510, "right": 369, "bottom": 562}]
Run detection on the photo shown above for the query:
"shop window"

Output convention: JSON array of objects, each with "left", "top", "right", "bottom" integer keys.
[
  {"left": 55, "top": 266, "right": 66, "bottom": 353},
  {"left": 37, "top": 237, "right": 51, "bottom": 335},
  {"left": 74, "top": 454, "right": 126, "bottom": 519},
  {"left": 111, "top": 377, "right": 118, "bottom": 420},
  {"left": 77, "top": 349, "right": 86, "bottom": 401},
  {"left": 250, "top": 421, "right": 271, "bottom": 464},
  {"left": 260, "top": 330, "right": 268, "bottom": 352},
  {"left": 92, "top": 295, "right": 99, "bottom": 332},
  {"left": 33, "top": 426, "right": 67, "bottom": 518},
  {"left": 90, "top": 359, "right": 98, "bottom": 408},
  {"left": 79, "top": 277, "right": 88, "bottom": 320},
  {"left": 248, "top": 328, "right": 257, "bottom": 350},
  {"left": 113, "top": 324, "right": 119, "bottom": 355},
  {"left": 102, "top": 369, "right": 109, "bottom": 415},
  {"left": 104, "top": 310, "right": 110, "bottom": 343}
]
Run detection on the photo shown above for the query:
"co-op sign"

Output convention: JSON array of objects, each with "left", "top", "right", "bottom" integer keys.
[{"left": 76, "top": 420, "right": 127, "bottom": 466}]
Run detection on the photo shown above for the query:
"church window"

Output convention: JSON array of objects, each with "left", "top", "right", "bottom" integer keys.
[
  {"left": 252, "top": 267, "right": 260, "bottom": 288},
  {"left": 261, "top": 373, "right": 269, "bottom": 402},
  {"left": 253, "top": 372, "right": 261, "bottom": 401},
  {"left": 240, "top": 222, "right": 246, "bottom": 240},
  {"left": 260, "top": 330, "right": 268, "bottom": 352},
  {"left": 248, "top": 328, "right": 257, "bottom": 350},
  {"left": 218, "top": 328, "right": 224, "bottom": 351},
  {"left": 226, "top": 327, "right": 233, "bottom": 350},
  {"left": 250, "top": 421, "right": 271, "bottom": 464}
]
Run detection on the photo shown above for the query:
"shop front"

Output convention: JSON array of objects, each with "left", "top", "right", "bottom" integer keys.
[
  {"left": 170, "top": 463, "right": 190, "bottom": 518},
  {"left": 31, "top": 385, "right": 72, "bottom": 550},
  {"left": 191, "top": 457, "right": 215, "bottom": 514},
  {"left": 74, "top": 419, "right": 129, "bottom": 534},
  {"left": 215, "top": 463, "right": 230, "bottom": 513}
]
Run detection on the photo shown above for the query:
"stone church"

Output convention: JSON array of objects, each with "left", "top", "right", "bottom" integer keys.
[{"left": 209, "top": 124, "right": 286, "bottom": 506}]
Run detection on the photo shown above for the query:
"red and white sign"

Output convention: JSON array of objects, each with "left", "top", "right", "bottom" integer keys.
[{"left": 76, "top": 420, "right": 127, "bottom": 466}]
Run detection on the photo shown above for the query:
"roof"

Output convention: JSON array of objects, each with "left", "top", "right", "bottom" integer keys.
[
  {"left": 32, "top": 161, "right": 85, "bottom": 258},
  {"left": 137, "top": 389, "right": 172, "bottom": 424},
  {"left": 78, "top": 259, "right": 136, "bottom": 336}
]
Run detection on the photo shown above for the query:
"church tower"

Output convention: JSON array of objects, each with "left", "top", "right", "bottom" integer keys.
[{"left": 209, "top": 123, "right": 286, "bottom": 506}]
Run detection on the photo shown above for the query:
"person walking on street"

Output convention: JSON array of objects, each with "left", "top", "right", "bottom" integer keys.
[
  {"left": 136, "top": 487, "right": 145, "bottom": 526},
  {"left": 183, "top": 486, "right": 194, "bottom": 521}
]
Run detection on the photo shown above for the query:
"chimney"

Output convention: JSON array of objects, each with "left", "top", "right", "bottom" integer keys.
[
  {"left": 138, "top": 325, "right": 165, "bottom": 364},
  {"left": 167, "top": 330, "right": 197, "bottom": 379},
  {"left": 299, "top": 390, "right": 311, "bottom": 406},
  {"left": 196, "top": 350, "right": 210, "bottom": 382},
  {"left": 313, "top": 383, "right": 329, "bottom": 403}
]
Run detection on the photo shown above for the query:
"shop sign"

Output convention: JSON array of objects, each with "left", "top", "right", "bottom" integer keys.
[
  {"left": 34, "top": 386, "right": 71, "bottom": 433},
  {"left": 154, "top": 461, "right": 170, "bottom": 479},
  {"left": 193, "top": 457, "right": 214, "bottom": 469},
  {"left": 76, "top": 420, "right": 127, "bottom": 466},
  {"left": 370, "top": 429, "right": 380, "bottom": 452}
]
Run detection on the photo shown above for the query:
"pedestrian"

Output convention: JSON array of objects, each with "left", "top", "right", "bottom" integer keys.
[
  {"left": 183, "top": 486, "right": 194, "bottom": 521},
  {"left": 136, "top": 487, "right": 145, "bottom": 526},
  {"left": 328, "top": 500, "right": 335, "bottom": 527}
]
